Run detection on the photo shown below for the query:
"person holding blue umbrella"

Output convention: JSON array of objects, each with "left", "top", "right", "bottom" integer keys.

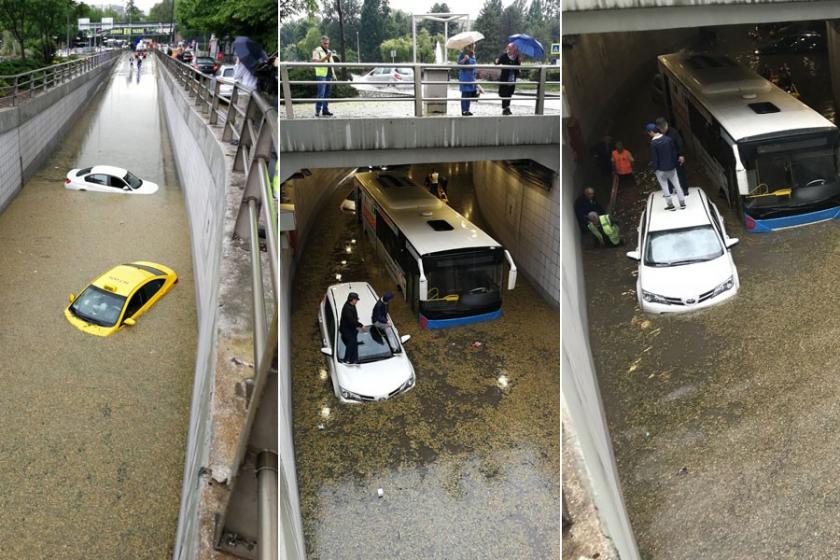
[
  {"left": 508, "top": 34, "right": 545, "bottom": 59},
  {"left": 494, "top": 43, "right": 520, "bottom": 116}
]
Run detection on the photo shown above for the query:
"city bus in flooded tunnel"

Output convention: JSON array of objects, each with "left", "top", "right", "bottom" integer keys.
[
  {"left": 353, "top": 171, "right": 517, "bottom": 328},
  {"left": 656, "top": 52, "right": 840, "bottom": 232}
]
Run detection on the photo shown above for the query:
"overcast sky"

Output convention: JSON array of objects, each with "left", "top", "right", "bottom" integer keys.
[{"left": 386, "top": 0, "right": 518, "bottom": 20}]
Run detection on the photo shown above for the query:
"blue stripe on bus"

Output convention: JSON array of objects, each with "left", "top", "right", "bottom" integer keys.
[
  {"left": 420, "top": 309, "right": 502, "bottom": 329},
  {"left": 747, "top": 205, "right": 840, "bottom": 232}
]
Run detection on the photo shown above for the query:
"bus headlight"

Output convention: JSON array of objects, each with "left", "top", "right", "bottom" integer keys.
[{"left": 641, "top": 290, "right": 668, "bottom": 304}]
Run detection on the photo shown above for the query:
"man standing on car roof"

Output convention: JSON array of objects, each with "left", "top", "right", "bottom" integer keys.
[
  {"left": 339, "top": 292, "right": 366, "bottom": 364},
  {"left": 647, "top": 122, "right": 685, "bottom": 210},
  {"left": 656, "top": 117, "right": 689, "bottom": 197}
]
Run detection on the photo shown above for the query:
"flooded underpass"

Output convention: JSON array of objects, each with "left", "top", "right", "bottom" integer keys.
[
  {"left": 0, "top": 56, "right": 195, "bottom": 558},
  {"left": 290, "top": 163, "right": 561, "bottom": 559},
  {"left": 578, "top": 23, "right": 840, "bottom": 559}
]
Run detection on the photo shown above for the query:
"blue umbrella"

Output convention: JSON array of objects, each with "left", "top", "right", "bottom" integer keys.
[
  {"left": 508, "top": 34, "right": 545, "bottom": 59},
  {"left": 233, "top": 36, "right": 267, "bottom": 73}
]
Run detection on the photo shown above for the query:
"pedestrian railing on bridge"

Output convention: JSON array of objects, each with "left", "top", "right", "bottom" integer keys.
[
  {"left": 278, "top": 61, "right": 561, "bottom": 119},
  {"left": 156, "top": 51, "right": 280, "bottom": 560},
  {"left": 0, "top": 50, "right": 121, "bottom": 107}
]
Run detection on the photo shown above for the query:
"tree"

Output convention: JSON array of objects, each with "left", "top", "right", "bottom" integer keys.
[
  {"left": 473, "top": 0, "right": 503, "bottom": 59},
  {"left": 359, "top": 0, "right": 388, "bottom": 61},
  {"left": 0, "top": 0, "right": 32, "bottom": 60},
  {"left": 125, "top": 0, "right": 144, "bottom": 23},
  {"left": 149, "top": 0, "right": 174, "bottom": 22},
  {"left": 280, "top": 0, "right": 317, "bottom": 23},
  {"left": 422, "top": 3, "right": 458, "bottom": 36},
  {"left": 177, "top": 0, "right": 278, "bottom": 53},
  {"left": 499, "top": 0, "right": 526, "bottom": 51},
  {"left": 30, "top": 0, "right": 73, "bottom": 62}
]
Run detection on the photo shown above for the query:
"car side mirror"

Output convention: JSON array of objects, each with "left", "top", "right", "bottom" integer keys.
[
  {"left": 626, "top": 251, "right": 641, "bottom": 261},
  {"left": 320, "top": 347, "right": 332, "bottom": 356},
  {"left": 124, "top": 318, "right": 136, "bottom": 326},
  {"left": 725, "top": 238, "right": 739, "bottom": 248},
  {"left": 68, "top": 293, "right": 75, "bottom": 303},
  {"left": 400, "top": 334, "right": 411, "bottom": 344},
  {"left": 123, "top": 186, "right": 130, "bottom": 191}
]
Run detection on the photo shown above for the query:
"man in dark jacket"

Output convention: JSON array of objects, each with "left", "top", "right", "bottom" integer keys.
[
  {"left": 656, "top": 117, "right": 689, "bottom": 197},
  {"left": 339, "top": 292, "right": 366, "bottom": 364},
  {"left": 574, "top": 187, "right": 606, "bottom": 231},
  {"left": 646, "top": 122, "right": 685, "bottom": 210},
  {"left": 495, "top": 43, "right": 521, "bottom": 116},
  {"left": 372, "top": 292, "right": 394, "bottom": 328}
]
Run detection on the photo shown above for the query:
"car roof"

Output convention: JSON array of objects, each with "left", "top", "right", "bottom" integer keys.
[
  {"left": 647, "top": 187, "right": 713, "bottom": 231},
  {"left": 91, "top": 263, "right": 159, "bottom": 297},
  {"left": 89, "top": 165, "right": 128, "bottom": 177},
  {"left": 326, "top": 282, "right": 379, "bottom": 325}
]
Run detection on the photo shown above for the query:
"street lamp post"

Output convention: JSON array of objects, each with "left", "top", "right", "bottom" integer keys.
[{"left": 356, "top": 31, "right": 360, "bottom": 63}]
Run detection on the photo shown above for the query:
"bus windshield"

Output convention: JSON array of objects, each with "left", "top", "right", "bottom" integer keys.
[
  {"left": 755, "top": 148, "right": 837, "bottom": 191},
  {"left": 423, "top": 249, "right": 503, "bottom": 312}
]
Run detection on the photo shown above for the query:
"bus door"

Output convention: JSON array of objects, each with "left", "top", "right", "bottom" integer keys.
[{"left": 404, "top": 244, "right": 422, "bottom": 311}]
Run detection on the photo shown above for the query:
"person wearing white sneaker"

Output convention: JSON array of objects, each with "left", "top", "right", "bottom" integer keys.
[{"left": 646, "top": 122, "right": 685, "bottom": 210}]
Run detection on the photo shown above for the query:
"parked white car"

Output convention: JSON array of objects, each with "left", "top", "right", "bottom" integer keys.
[
  {"left": 627, "top": 187, "right": 740, "bottom": 313},
  {"left": 339, "top": 189, "right": 357, "bottom": 213},
  {"left": 318, "top": 282, "right": 415, "bottom": 403},
  {"left": 351, "top": 67, "right": 414, "bottom": 88},
  {"left": 64, "top": 166, "right": 159, "bottom": 195},
  {"left": 215, "top": 64, "right": 236, "bottom": 98}
]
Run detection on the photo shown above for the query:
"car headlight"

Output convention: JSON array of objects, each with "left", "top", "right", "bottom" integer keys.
[
  {"left": 340, "top": 388, "right": 363, "bottom": 401},
  {"left": 641, "top": 290, "right": 669, "bottom": 304},
  {"left": 712, "top": 276, "right": 735, "bottom": 296}
]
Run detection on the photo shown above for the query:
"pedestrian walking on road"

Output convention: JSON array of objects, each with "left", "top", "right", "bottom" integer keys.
[
  {"left": 656, "top": 117, "right": 689, "bottom": 197},
  {"left": 339, "top": 292, "right": 366, "bottom": 364},
  {"left": 458, "top": 45, "right": 478, "bottom": 116},
  {"left": 646, "top": 122, "right": 685, "bottom": 210},
  {"left": 428, "top": 169, "right": 440, "bottom": 194},
  {"left": 495, "top": 43, "right": 520, "bottom": 115},
  {"left": 312, "top": 35, "right": 337, "bottom": 117}
]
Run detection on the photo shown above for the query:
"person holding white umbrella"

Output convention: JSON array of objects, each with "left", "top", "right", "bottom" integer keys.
[{"left": 458, "top": 44, "right": 478, "bottom": 116}]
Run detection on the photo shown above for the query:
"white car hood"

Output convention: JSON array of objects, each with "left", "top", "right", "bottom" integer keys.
[
  {"left": 336, "top": 354, "right": 413, "bottom": 398},
  {"left": 641, "top": 254, "right": 735, "bottom": 298}
]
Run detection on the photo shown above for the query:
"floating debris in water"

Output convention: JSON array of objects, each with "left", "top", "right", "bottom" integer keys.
[
  {"left": 377, "top": 488, "right": 384, "bottom": 498},
  {"left": 318, "top": 369, "right": 328, "bottom": 380},
  {"left": 498, "top": 374, "right": 509, "bottom": 389},
  {"left": 320, "top": 406, "right": 331, "bottom": 419},
  {"left": 471, "top": 341, "right": 482, "bottom": 349}
]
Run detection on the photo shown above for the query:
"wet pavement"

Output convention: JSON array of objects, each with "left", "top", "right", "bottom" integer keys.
[
  {"left": 284, "top": 85, "right": 562, "bottom": 119},
  {"left": 290, "top": 163, "right": 560, "bottom": 559},
  {"left": 0, "top": 57, "right": 195, "bottom": 558},
  {"left": 578, "top": 24, "right": 840, "bottom": 560}
]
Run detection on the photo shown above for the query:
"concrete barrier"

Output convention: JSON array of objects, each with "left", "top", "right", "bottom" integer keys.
[{"left": 0, "top": 57, "right": 117, "bottom": 213}]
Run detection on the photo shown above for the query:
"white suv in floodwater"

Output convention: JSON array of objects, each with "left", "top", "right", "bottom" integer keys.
[{"left": 627, "top": 187, "right": 740, "bottom": 314}]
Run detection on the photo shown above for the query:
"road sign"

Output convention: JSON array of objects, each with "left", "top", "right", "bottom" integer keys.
[{"left": 550, "top": 43, "right": 561, "bottom": 56}]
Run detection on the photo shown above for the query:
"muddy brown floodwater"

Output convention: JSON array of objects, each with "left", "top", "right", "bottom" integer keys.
[
  {"left": 290, "top": 163, "right": 561, "bottom": 559},
  {"left": 0, "top": 57, "right": 195, "bottom": 558}
]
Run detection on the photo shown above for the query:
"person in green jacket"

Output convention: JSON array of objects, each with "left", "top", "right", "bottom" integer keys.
[{"left": 586, "top": 212, "right": 623, "bottom": 247}]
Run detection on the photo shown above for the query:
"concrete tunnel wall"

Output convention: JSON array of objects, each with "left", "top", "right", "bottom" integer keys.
[
  {"left": 157, "top": 62, "right": 302, "bottom": 558},
  {"left": 0, "top": 58, "right": 117, "bottom": 213}
]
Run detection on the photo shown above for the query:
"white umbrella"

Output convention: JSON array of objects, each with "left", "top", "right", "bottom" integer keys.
[{"left": 445, "top": 31, "right": 484, "bottom": 50}]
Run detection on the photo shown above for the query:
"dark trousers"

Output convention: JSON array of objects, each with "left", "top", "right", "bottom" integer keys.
[
  {"left": 668, "top": 164, "right": 689, "bottom": 195},
  {"left": 460, "top": 89, "right": 478, "bottom": 113},
  {"left": 499, "top": 83, "right": 516, "bottom": 110},
  {"left": 316, "top": 76, "right": 332, "bottom": 114},
  {"left": 341, "top": 331, "right": 359, "bottom": 364}
]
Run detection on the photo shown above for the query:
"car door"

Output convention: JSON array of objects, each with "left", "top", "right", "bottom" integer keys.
[
  {"left": 107, "top": 175, "right": 129, "bottom": 191},
  {"left": 85, "top": 174, "right": 110, "bottom": 191},
  {"left": 122, "top": 278, "right": 165, "bottom": 323}
]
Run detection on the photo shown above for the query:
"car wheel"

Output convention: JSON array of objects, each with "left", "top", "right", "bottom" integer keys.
[{"left": 79, "top": 188, "right": 86, "bottom": 192}]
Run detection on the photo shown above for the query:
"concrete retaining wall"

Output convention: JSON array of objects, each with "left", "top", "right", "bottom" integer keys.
[
  {"left": 0, "top": 59, "right": 116, "bottom": 212},
  {"left": 472, "top": 160, "right": 561, "bottom": 308}
]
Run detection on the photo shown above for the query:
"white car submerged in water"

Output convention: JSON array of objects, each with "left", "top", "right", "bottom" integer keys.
[{"left": 65, "top": 166, "right": 159, "bottom": 195}]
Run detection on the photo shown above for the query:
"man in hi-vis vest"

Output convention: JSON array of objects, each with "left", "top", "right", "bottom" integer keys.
[{"left": 312, "top": 35, "right": 337, "bottom": 117}]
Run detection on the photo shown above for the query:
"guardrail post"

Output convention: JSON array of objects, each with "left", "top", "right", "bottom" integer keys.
[
  {"left": 414, "top": 64, "right": 423, "bottom": 117},
  {"left": 535, "top": 66, "right": 547, "bottom": 115},
  {"left": 210, "top": 79, "right": 221, "bottom": 125},
  {"left": 279, "top": 66, "right": 294, "bottom": 120}
]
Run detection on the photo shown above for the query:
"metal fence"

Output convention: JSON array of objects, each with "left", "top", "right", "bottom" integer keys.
[
  {"left": 155, "top": 50, "right": 280, "bottom": 560},
  {"left": 0, "top": 50, "right": 121, "bottom": 106},
  {"left": 279, "top": 61, "right": 561, "bottom": 119}
]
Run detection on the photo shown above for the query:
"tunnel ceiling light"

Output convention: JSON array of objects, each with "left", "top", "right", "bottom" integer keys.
[
  {"left": 345, "top": 246, "right": 352, "bottom": 253},
  {"left": 341, "top": 260, "right": 347, "bottom": 266},
  {"left": 351, "top": 238, "right": 357, "bottom": 244},
  {"left": 335, "top": 273, "right": 342, "bottom": 281}
]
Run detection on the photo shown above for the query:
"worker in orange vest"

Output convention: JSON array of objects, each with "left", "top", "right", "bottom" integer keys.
[{"left": 611, "top": 141, "right": 636, "bottom": 189}]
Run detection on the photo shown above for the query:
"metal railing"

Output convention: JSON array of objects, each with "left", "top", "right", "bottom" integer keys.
[
  {"left": 0, "top": 50, "right": 121, "bottom": 106},
  {"left": 155, "top": 50, "right": 279, "bottom": 560},
  {"left": 278, "top": 61, "right": 561, "bottom": 119},
  {"left": 156, "top": 49, "right": 254, "bottom": 126}
]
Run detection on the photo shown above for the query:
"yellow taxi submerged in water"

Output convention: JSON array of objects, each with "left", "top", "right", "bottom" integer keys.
[{"left": 65, "top": 261, "right": 177, "bottom": 336}]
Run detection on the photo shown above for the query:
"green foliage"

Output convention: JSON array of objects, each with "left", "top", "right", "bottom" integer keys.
[
  {"left": 286, "top": 66, "right": 358, "bottom": 98},
  {"left": 176, "top": 0, "right": 278, "bottom": 52},
  {"left": 474, "top": 0, "right": 503, "bottom": 60},
  {"left": 125, "top": 0, "right": 145, "bottom": 22},
  {"left": 148, "top": 0, "right": 174, "bottom": 23},
  {"left": 359, "top": 0, "right": 388, "bottom": 61}
]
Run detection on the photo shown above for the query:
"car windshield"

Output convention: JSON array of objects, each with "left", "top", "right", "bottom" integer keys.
[
  {"left": 423, "top": 249, "right": 503, "bottom": 301},
  {"left": 337, "top": 324, "right": 399, "bottom": 363},
  {"left": 645, "top": 225, "right": 724, "bottom": 266},
  {"left": 223, "top": 68, "right": 234, "bottom": 77},
  {"left": 123, "top": 171, "right": 142, "bottom": 189},
  {"left": 197, "top": 57, "right": 214, "bottom": 64},
  {"left": 69, "top": 285, "right": 126, "bottom": 327}
]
